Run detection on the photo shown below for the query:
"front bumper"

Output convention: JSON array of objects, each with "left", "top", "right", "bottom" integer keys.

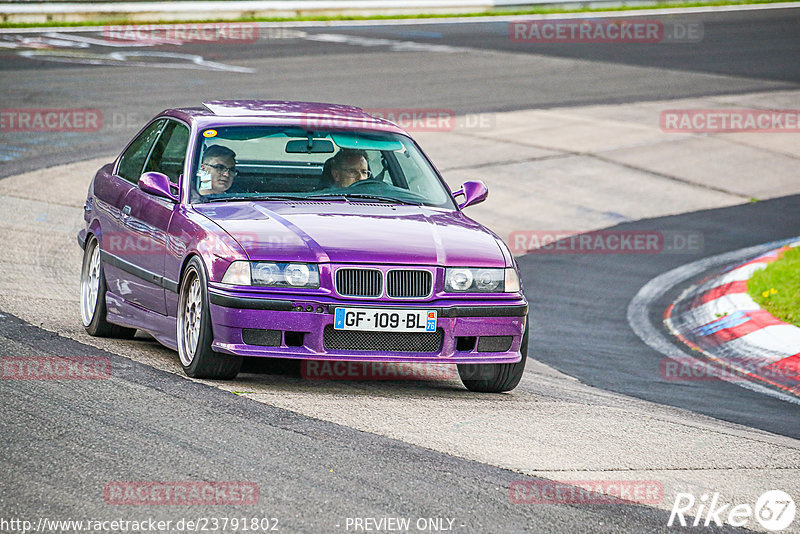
[{"left": 207, "top": 289, "right": 527, "bottom": 364}]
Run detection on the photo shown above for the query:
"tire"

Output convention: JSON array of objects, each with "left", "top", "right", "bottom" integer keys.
[
  {"left": 177, "top": 256, "right": 242, "bottom": 379},
  {"left": 457, "top": 322, "right": 528, "bottom": 393},
  {"left": 80, "top": 236, "right": 137, "bottom": 339}
]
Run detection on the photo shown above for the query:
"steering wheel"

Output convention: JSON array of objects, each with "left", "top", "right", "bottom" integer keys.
[{"left": 348, "top": 178, "right": 384, "bottom": 188}]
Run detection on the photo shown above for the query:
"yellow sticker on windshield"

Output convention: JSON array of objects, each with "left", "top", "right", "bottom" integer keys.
[{"left": 203, "top": 129, "right": 217, "bottom": 138}]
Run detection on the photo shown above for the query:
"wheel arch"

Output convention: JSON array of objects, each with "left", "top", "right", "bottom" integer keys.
[
  {"left": 178, "top": 252, "right": 210, "bottom": 291},
  {"left": 86, "top": 219, "right": 103, "bottom": 247}
]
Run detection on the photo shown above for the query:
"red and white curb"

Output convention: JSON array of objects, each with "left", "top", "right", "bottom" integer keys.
[{"left": 664, "top": 243, "right": 800, "bottom": 396}]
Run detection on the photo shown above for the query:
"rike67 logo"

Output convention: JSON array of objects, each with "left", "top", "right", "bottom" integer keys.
[{"left": 668, "top": 490, "right": 796, "bottom": 531}]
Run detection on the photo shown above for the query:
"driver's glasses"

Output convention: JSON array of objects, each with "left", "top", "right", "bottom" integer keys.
[
  {"left": 206, "top": 163, "right": 239, "bottom": 177},
  {"left": 340, "top": 168, "right": 372, "bottom": 179}
]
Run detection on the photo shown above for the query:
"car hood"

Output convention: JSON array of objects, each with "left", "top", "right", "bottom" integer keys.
[{"left": 192, "top": 201, "right": 506, "bottom": 267}]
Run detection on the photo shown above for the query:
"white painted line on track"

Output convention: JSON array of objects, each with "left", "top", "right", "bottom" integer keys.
[
  {"left": 626, "top": 238, "right": 800, "bottom": 405},
  {"left": 304, "top": 32, "right": 475, "bottom": 52},
  {"left": 42, "top": 31, "right": 164, "bottom": 48},
  {"left": 28, "top": 36, "right": 89, "bottom": 48},
  {"left": 17, "top": 49, "right": 255, "bottom": 72},
  {"left": 4, "top": 28, "right": 254, "bottom": 71}
]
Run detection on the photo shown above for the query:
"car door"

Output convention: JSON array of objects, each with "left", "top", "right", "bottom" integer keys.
[
  {"left": 116, "top": 119, "right": 190, "bottom": 316},
  {"left": 99, "top": 119, "right": 166, "bottom": 303}
]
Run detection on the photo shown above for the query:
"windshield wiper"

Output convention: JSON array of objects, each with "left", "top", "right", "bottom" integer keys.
[
  {"left": 308, "top": 193, "right": 423, "bottom": 206},
  {"left": 206, "top": 195, "right": 318, "bottom": 203},
  {"left": 206, "top": 193, "right": 424, "bottom": 206}
]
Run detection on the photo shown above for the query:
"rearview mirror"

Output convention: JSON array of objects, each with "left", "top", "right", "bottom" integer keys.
[
  {"left": 453, "top": 180, "right": 488, "bottom": 209},
  {"left": 139, "top": 172, "right": 178, "bottom": 202},
  {"left": 285, "top": 139, "right": 335, "bottom": 153}
]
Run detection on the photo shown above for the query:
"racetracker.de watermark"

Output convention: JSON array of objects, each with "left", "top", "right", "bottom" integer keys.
[
  {"left": 301, "top": 361, "right": 458, "bottom": 381},
  {"left": 660, "top": 109, "right": 800, "bottom": 133},
  {"left": 301, "top": 108, "right": 495, "bottom": 132},
  {"left": 660, "top": 357, "right": 800, "bottom": 383},
  {"left": 103, "top": 23, "right": 259, "bottom": 44},
  {"left": 1, "top": 109, "right": 102, "bottom": 132},
  {"left": 508, "top": 230, "right": 703, "bottom": 255},
  {"left": 509, "top": 20, "right": 702, "bottom": 43},
  {"left": 104, "top": 482, "right": 259, "bottom": 506},
  {"left": 1, "top": 357, "right": 111, "bottom": 380},
  {"left": 509, "top": 480, "right": 663, "bottom": 504},
  {"left": 101, "top": 231, "right": 303, "bottom": 257},
  {"left": 0, "top": 516, "right": 279, "bottom": 533},
  {"left": 368, "top": 108, "right": 455, "bottom": 132}
]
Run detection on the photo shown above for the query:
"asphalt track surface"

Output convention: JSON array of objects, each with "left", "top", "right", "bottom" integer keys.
[
  {"left": 1, "top": 7, "right": 799, "bottom": 533},
  {"left": 523, "top": 194, "right": 800, "bottom": 439},
  {"left": 3, "top": 313, "right": 739, "bottom": 533}
]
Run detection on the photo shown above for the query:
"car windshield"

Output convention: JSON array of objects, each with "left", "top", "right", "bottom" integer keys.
[{"left": 191, "top": 126, "right": 455, "bottom": 208}]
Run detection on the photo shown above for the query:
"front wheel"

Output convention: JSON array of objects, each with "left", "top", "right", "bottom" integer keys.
[
  {"left": 80, "top": 236, "right": 136, "bottom": 339},
  {"left": 177, "top": 257, "right": 242, "bottom": 379},
  {"left": 457, "top": 323, "right": 528, "bottom": 393}
]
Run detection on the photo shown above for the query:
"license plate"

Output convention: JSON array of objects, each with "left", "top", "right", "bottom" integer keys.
[{"left": 333, "top": 307, "right": 437, "bottom": 332}]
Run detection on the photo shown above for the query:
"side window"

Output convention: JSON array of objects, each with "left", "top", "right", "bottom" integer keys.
[
  {"left": 144, "top": 121, "right": 190, "bottom": 184},
  {"left": 117, "top": 120, "right": 165, "bottom": 184},
  {"left": 366, "top": 151, "right": 389, "bottom": 184}
]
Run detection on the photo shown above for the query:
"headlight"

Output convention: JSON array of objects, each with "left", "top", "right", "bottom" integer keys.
[
  {"left": 445, "top": 267, "right": 520, "bottom": 293},
  {"left": 222, "top": 261, "right": 319, "bottom": 288},
  {"left": 252, "top": 262, "right": 319, "bottom": 288},
  {"left": 475, "top": 269, "right": 502, "bottom": 291},
  {"left": 447, "top": 268, "right": 473, "bottom": 291},
  {"left": 252, "top": 262, "right": 279, "bottom": 285},
  {"left": 284, "top": 263, "right": 311, "bottom": 287}
]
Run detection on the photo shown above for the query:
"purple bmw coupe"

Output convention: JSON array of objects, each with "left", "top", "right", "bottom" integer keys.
[{"left": 78, "top": 101, "right": 528, "bottom": 392}]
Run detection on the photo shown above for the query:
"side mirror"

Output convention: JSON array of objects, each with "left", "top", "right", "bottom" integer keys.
[
  {"left": 453, "top": 180, "right": 488, "bottom": 209},
  {"left": 139, "top": 172, "right": 178, "bottom": 202}
]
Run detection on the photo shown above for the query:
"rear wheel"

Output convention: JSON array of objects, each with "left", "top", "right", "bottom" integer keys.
[
  {"left": 457, "top": 323, "right": 528, "bottom": 393},
  {"left": 80, "top": 236, "right": 136, "bottom": 339},
  {"left": 177, "top": 257, "right": 242, "bottom": 379}
]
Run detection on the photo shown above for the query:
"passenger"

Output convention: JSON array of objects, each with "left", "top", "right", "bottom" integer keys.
[
  {"left": 324, "top": 148, "right": 371, "bottom": 188},
  {"left": 198, "top": 144, "right": 238, "bottom": 195}
]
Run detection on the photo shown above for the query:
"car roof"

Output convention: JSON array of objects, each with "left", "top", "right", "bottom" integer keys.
[{"left": 161, "top": 100, "right": 408, "bottom": 135}]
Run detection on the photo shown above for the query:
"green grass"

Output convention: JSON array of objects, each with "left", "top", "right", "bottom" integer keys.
[
  {"left": 748, "top": 246, "right": 800, "bottom": 327},
  {"left": 0, "top": 0, "right": 794, "bottom": 29}
]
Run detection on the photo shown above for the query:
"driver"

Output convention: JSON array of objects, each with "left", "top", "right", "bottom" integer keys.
[
  {"left": 198, "top": 144, "right": 238, "bottom": 196},
  {"left": 326, "top": 148, "right": 371, "bottom": 188}
]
